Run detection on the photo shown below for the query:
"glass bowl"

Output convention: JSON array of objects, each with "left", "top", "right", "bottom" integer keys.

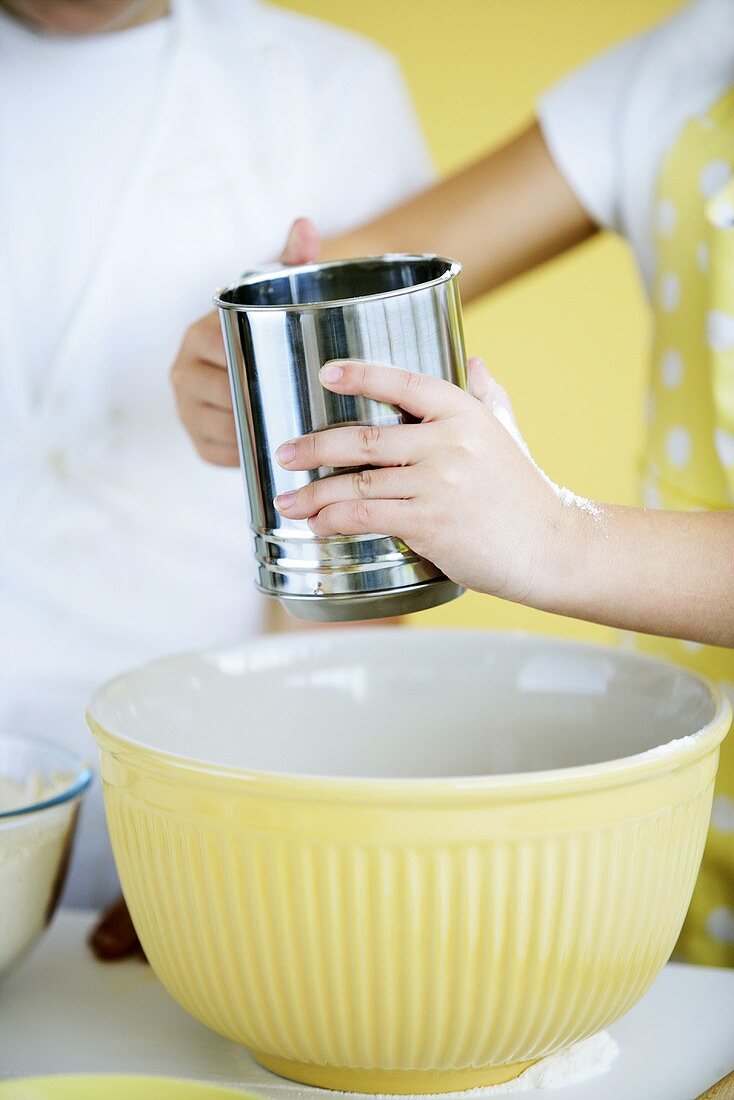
[{"left": 0, "top": 733, "right": 92, "bottom": 979}]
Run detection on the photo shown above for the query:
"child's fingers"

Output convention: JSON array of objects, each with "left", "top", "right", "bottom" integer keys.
[
  {"left": 280, "top": 217, "right": 321, "bottom": 265},
  {"left": 466, "top": 355, "right": 528, "bottom": 450},
  {"left": 193, "top": 404, "right": 239, "bottom": 447},
  {"left": 319, "top": 360, "right": 467, "bottom": 420},
  {"left": 306, "top": 497, "right": 416, "bottom": 538},
  {"left": 466, "top": 355, "right": 513, "bottom": 415},
  {"left": 275, "top": 422, "right": 431, "bottom": 471},
  {"left": 275, "top": 467, "right": 413, "bottom": 519}
]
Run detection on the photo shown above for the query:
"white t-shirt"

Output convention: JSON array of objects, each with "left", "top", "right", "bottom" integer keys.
[
  {"left": 0, "top": 11, "right": 172, "bottom": 397},
  {"left": 0, "top": 0, "right": 432, "bottom": 906},
  {"left": 537, "top": 0, "right": 734, "bottom": 289}
]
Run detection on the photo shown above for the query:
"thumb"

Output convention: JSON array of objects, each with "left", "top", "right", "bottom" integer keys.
[
  {"left": 466, "top": 356, "right": 513, "bottom": 415},
  {"left": 467, "top": 355, "right": 529, "bottom": 452},
  {"left": 280, "top": 217, "right": 321, "bottom": 265}
]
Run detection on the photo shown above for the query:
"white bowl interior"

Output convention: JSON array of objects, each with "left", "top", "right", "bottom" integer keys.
[{"left": 88, "top": 631, "right": 717, "bottom": 780}]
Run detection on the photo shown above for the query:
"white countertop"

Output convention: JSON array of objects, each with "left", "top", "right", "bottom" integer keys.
[{"left": 1, "top": 911, "right": 733, "bottom": 1099}]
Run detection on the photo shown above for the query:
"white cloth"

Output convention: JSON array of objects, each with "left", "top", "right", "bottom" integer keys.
[
  {"left": 0, "top": 11, "right": 172, "bottom": 398},
  {"left": 537, "top": 0, "right": 734, "bottom": 290},
  {"left": 0, "top": 0, "right": 432, "bottom": 906}
]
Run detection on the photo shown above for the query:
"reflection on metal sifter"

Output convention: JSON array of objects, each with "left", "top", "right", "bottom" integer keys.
[{"left": 214, "top": 255, "right": 467, "bottom": 621}]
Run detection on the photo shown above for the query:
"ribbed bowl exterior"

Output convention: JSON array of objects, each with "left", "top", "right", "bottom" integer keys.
[{"left": 95, "top": 733, "right": 722, "bottom": 1091}]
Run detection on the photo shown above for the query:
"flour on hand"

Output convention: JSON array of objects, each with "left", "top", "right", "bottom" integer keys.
[{"left": 492, "top": 403, "right": 602, "bottom": 518}]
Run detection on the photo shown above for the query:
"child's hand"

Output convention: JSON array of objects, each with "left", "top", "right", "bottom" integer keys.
[
  {"left": 274, "top": 357, "right": 586, "bottom": 605},
  {"left": 280, "top": 217, "right": 322, "bottom": 265},
  {"left": 268, "top": 354, "right": 734, "bottom": 646},
  {"left": 170, "top": 219, "right": 323, "bottom": 467}
]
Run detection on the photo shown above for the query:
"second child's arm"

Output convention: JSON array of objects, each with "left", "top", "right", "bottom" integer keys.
[
  {"left": 172, "top": 122, "right": 597, "bottom": 464},
  {"left": 298, "top": 122, "right": 598, "bottom": 302}
]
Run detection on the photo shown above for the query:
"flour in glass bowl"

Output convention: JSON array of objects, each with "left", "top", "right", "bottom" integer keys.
[
  {"left": 0, "top": 771, "right": 71, "bottom": 813},
  {"left": 0, "top": 771, "right": 76, "bottom": 977}
]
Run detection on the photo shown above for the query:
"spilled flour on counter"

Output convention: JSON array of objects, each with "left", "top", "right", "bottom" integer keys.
[
  {"left": 481, "top": 1032, "right": 619, "bottom": 1093},
  {"left": 492, "top": 404, "right": 602, "bottom": 518},
  {"left": 336, "top": 1032, "right": 619, "bottom": 1097}
]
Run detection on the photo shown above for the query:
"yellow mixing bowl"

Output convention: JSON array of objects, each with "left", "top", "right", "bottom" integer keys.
[{"left": 87, "top": 631, "right": 730, "bottom": 1094}]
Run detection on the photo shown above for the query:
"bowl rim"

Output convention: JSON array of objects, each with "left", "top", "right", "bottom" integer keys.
[
  {"left": 0, "top": 732, "right": 93, "bottom": 821},
  {"left": 86, "top": 630, "right": 732, "bottom": 803},
  {"left": 213, "top": 253, "right": 462, "bottom": 313}
]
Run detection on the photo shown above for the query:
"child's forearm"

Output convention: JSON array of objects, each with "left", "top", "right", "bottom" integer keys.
[
  {"left": 543, "top": 505, "right": 734, "bottom": 647},
  {"left": 274, "top": 359, "right": 733, "bottom": 651},
  {"left": 320, "top": 122, "right": 597, "bottom": 302}
]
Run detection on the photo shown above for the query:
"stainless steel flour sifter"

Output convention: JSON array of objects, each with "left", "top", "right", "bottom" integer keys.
[{"left": 214, "top": 255, "right": 467, "bottom": 621}]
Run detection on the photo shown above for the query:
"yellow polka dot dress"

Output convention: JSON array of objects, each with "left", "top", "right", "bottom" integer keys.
[{"left": 636, "top": 87, "right": 734, "bottom": 966}]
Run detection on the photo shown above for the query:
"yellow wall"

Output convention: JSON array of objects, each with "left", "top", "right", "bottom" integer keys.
[{"left": 276, "top": 0, "right": 680, "bottom": 641}]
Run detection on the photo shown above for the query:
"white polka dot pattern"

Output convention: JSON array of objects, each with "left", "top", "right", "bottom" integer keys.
[
  {"left": 660, "top": 349, "right": 684, "bottom": 389},
  {"left": 706, "top": 309, "right": 734, "bottom": 352},
  {"left": 714, "top": 427, "right": 734, "bottom": 468},
  {"left": 711, "top": 197, "right": 734, "bottom": 228},
  {"left": 656, "top": 198, "right": 677, "bottom": 237},
  {"left": 711, "top": 795, "right": 734, "bottom": 833},
  {"left": 659, "top": 272, "right": 680, "bottom": 311},
  {"left": 666, "top": 425, "right": 692, "bottom": 468},
  {"left": 707, "top": 906, "right": 734, "bottom": 944},
  {"left": 699, "top": 158, "right": 733, "bottom": 198},
  {"left": 643, "top": 479, "right": 662, "bottom": 509},
  {"left": 646, "top": 86, "right": 734, "bottom": 965}
]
